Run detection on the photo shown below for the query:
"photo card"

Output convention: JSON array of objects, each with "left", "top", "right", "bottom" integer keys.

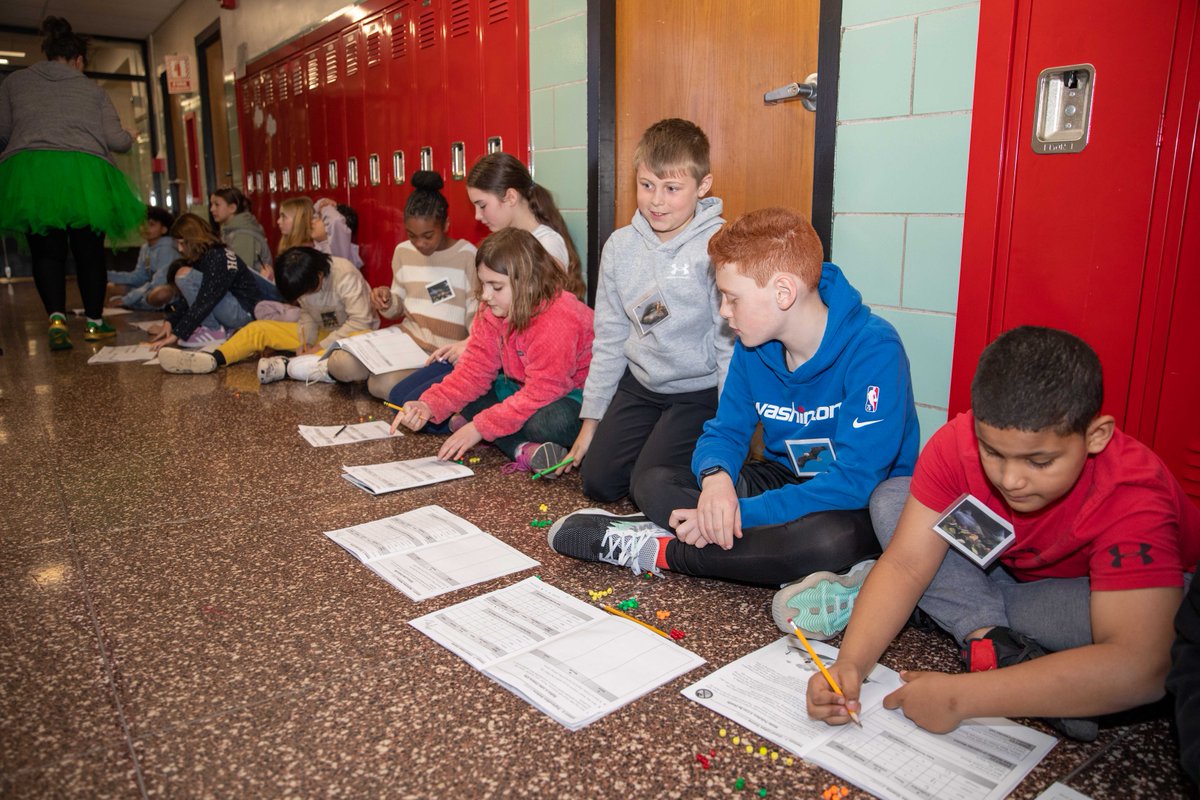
[{"left": 931, "top": 493, "right": 1015, "bottom": 569}]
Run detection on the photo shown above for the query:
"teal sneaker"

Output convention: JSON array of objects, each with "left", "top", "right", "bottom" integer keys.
[
  {"left": 771, "top": 559, "right": 876, "bottom": 639},
  {"left": 84, "top": 320, "right": 117, "bottom": 341}
]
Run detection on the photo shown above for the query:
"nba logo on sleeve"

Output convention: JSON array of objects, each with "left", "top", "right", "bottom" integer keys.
[{"left": 865, "top": 385, "right": 880, "bottom": 412}]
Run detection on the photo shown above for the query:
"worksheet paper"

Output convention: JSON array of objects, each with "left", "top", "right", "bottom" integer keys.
[
  {"left": 324, "top": 505, "right": 538, "bottom": 601},
  {"left": 682, "top": 637, "right": 1056, "bottom": 800},
  {"left": 411, "top": 577, "right": 706, "bottom": 730},
  {"left": 72, "top": 306, "right": 131, "bottom": 317},
  {"left": 341, "top": 456, "right": 473, "bottom": 495},
  {"left": 1036, "top": 784, "right": 1093, "bottom": 800},
  {"left": 87, "top": 344, "right": 157, "bottom": 364},
  {"left": 321, "top": 326, "right": 428, "bottom": 374},
  {"left": 299, "top": 420, "right": 403, "bottom": 447}
]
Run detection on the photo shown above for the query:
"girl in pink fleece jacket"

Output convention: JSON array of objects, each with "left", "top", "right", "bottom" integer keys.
[{"left": 392, "top": 228, "right": 594, "bottom": 476}]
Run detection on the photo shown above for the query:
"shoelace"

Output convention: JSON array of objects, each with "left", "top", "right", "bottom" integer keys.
[{"left": 598, "top": 522, "right": 663, "bottom": 577}]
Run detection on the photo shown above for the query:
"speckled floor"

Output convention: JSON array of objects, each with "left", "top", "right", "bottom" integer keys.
[{"left": 0, "top": 278, "right": 1192, "bottom": 799}]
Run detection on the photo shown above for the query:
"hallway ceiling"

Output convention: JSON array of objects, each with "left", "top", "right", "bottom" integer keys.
[{"left": 0, "top": 0, "right": 185, "bottom": 40}]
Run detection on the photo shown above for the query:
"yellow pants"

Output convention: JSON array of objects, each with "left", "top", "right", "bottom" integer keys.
[{"left": 217, "top": 320, "right": 314, "bottom": 364}]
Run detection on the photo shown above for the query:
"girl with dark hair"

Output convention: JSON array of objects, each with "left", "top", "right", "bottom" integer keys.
[
  {"left": 390, "top": 227, "right": 593, "bottom": 476},
  {"left": 466, "top": 152, "right": 585, "bottom": 299},
  {"left": 0, "top": 15, "right": 145, "bottom": 349},
  {"left": 210, "top": 186, "right": 272, "bottom": 277},
  {"left": 327, "top": 170, "right": 478, "bottom": 400}
]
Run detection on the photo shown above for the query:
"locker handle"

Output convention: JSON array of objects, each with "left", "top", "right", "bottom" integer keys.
[{"left": 764, "top": 73, "right": 818, "bottom": 112}]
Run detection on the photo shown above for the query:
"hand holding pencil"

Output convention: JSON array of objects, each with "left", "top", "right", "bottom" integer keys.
[{"left": 794, "top": 618, "right": 863, "bottom": 727}]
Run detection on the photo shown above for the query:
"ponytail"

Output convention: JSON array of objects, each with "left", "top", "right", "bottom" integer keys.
[{"left": 526, "top": 184, "right": 584, "bottom": 300}]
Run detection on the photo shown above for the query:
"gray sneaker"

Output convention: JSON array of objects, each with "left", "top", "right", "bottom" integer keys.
[
  {"left": 771, "top": 560, "right": 876, "bottom": 639},
  {"left": 546, "top": 509, "right": 667, "bottom": 576},
  {"left": 159, "top": 347, "right": 217, "bottom": 375},
  {"left": 257, "top": 356, "right": 289, "bottom": 384}
]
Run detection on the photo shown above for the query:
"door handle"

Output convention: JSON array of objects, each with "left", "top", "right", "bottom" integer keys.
[{"left": 764, "top": 73, "right": 818, "bottom": 112}]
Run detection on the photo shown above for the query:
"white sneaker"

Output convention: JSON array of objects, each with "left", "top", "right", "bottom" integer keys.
[
  {"left": 257, "top": 355, "right": 289, "bottom": 384},
  {"left": 286, "top": 354, "right": 333, "bottom": 384},
  {"left": 159, "top": 347, "right": 217, "bottom": 374},
  {"left": 178, "top": 325, "right": 227, "bottom": 348}
]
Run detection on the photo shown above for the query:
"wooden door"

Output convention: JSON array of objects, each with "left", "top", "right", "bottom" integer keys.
[
  {"left": 615, "top": 0, "right": 820, "bottom": 226},
  {"left": 203, "top": 36, "right": 232, "bottom": 191}
]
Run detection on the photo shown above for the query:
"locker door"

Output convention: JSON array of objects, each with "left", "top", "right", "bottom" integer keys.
[
  {"left": 340, "top": 25, "right": 369, "bottom": 272},
  {"left": 305, "top": 46, "right": 328, "bottom": 203},
  {"left": 444, "top": 0, "right": 484, "bottom": 242},
  {"left": 289, "top": 56, "right": 310, "bottom": 205},
  {"left": 413, "top": 0, "right": 446, "bottom": 191},
  {"left": 474, "top": 0, "right": 528, "bottom": 242},
  {"left": 361, "top": 14, "right": 392, "bottom": 287},
  {"left": 322, "top": 36, "right": 349, "bottom": 205}
]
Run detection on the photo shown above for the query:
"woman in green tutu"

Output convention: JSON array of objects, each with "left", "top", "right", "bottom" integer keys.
[{"left": 0, "top": 16, "right": 145, "bottom": 350}]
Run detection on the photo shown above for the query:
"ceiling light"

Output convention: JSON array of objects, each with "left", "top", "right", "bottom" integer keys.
[{"left": 0, "top": 50, "right": 26, "bottom": 58}]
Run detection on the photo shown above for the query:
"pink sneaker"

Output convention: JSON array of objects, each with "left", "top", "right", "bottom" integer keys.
[
  {"left": 179, "top": 325, "right": 227, "bottom": 348},
  {"left": 502, "top": 441, "right": 568, "bottom": 476},
  {"left": 448, "top": 413, "right": 468, "bottom": 433}
]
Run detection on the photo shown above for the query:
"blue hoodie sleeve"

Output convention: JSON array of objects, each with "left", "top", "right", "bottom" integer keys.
[
  {"left": 690, "top": 343, "right": 757, "bottom": 480},
  {"left": 737, "top": 336, "right": 917, "bottom": 527}
]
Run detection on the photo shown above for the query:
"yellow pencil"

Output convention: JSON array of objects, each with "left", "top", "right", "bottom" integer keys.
[
  {"left": 788, "top": 617, "right": 862, "bottom": 727},
  {"left": 601, "top": 604, "right": 671, "bottom": 639},
  {"left": 383, "top": 401, "right": 404, "bottom": 413}
]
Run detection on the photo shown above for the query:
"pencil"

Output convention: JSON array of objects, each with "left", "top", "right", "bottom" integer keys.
[
  {"left": 382, "top": 401, "right": 404, "bottom": 413},
  {"left": 601, "top": 604, "right": 671, "bottom": 639},
  {"left": 333, "top": 424, "right": 347, "bottom": 438},
  {"left": 788, "top": 617, "right": 862, "bottom": 727},
  {"left": 531, "top": 455, "right": 574, "bottom": 480}
]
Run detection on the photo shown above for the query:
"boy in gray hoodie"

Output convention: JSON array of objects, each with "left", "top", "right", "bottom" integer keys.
[{"left": 559, "top": 119, "right": 733, "bottom": 508}]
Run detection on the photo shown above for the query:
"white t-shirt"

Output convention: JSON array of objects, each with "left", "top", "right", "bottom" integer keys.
[{"left": 532, "top": 224, "right": 569, "bottom": 272}]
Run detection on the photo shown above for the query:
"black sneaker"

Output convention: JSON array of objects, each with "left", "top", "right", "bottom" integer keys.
[
  {"left": 962, "top": 627, "right": 1099, "bottom": 741},
  {"left": 546, "top": 509, "right": 667, "bottom": 576}
]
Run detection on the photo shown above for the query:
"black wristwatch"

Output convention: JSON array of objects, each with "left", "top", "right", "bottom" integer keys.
[{"left": 699, "top": 465, "right": 727, "bottom": 481}]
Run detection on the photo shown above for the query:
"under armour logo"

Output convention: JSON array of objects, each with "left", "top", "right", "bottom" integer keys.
[
  {"left": 1109, "top": 543, "right": 1153, "bottom": 568},
  {"left": 669, "top": 263, "right": 691, "bottom": 277}
]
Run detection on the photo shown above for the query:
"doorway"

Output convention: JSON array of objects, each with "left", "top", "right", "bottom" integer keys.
[
  {"left": 588, "top": 1, "right": 840, "bottom": 296},
  {"left": 196, "top": 20, "right": 233, "bottom": 197}
]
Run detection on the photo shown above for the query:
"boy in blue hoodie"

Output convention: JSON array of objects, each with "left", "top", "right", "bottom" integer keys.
[
  {"left": 550, "top": 208, "right": 919, "bottom": 618},
  {"left": 106, "top": 205, "right": 177, "bottom": 310}
]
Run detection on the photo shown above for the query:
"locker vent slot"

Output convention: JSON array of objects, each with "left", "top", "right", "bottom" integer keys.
[
  {"left": 324, "top": 43, "right": 338, "bottom": 84},
  {"left": 344, "top": 33, "right": 359, "bottom": 76},
  {"left": 277, "top": 69, "right": 288, "bottom": 102},
  {"left": 253, "top": 80, "right": 261, "bottom": 104},
  {"left": 392, "top": 8, "right": 410, "bottom": 59},
  {"left": 488, "top": 0, "right": 510, "bottom": 24},
  {"left": 366, "top": 31, "right": 383, "bottom": 66},
  {"left": 450, "top": 0, "right": 472, "bottom": 38},
  {"left": 306, "top": 54, "right": 320, "bottom": 90},
  {"left": 265, "top": 76, "right": 274, "bottom": 104},
  {"left": 291, "top": 62, "right": 304, "bottom": 95},
  {"left": 418, "top": 9, "right": 437, "bottom": 49}
]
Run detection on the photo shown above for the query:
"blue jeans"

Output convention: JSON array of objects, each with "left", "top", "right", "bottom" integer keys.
[
  {"left": 869, "top": 476, "right": 1094, "bottom": 649},
  {"left": 388, "top": 360, "right": 456, "bottom": 432},
  {"left": 252, "top": 270, "right": 283, "bottom": 302},
  {"left": 175, "top": 269, "right": 253, "bottom": 332}
]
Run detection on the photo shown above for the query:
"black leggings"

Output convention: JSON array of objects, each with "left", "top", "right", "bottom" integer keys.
[
  {"left": 27, "top": 227, "right": 107, "bottom": 319},
  {"left": 637, "top": 460, "right": 881, "bottom": 587},
  {"left": 580, "top": 369, "right": 719, "bottom": 504}
]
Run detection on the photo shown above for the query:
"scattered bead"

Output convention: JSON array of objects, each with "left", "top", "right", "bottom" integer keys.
[
  {"left": 669, "top": 628, "right": 686, "bottom": 640},
  {"left": 758, "top": 789, "right": 767, "bottom": 798},
  {"left": 745, "top": 745, "right": 753, "bottom": 754},
  {"left": 783, "top": 757, "right": 793, "bottom": 766},
  {"left": 732, "top": 736, "right": 740, "bottom": 745},
  {"left": 695, "top": 753, "right": 710, "bottom": 769},
  {"left": 539, "top": 503, "right": 548, "bottom": 513},
  {"left": 656, "top": 610, "right": 671, "bottom": 620},
  {"left": 709, "top": 748, "right": 715, "bottom": 757},
  {"left": 770, "top": 751, "right": 778, "bottom": 761},
  {"left": 734, "top": 778, "right": 746, "bottom": 791},
  {"left": 841, "top": 789, "right": 849, "bottom": 797},
  {"left": 368, "top": 415, "right": 374, "bottom": 421},
  {"left": 758, "top": 746, "right": 767, "bottom": 756},
  {"left": 468, "top": 456, "right": 480, "bottom": 464},
  {"left": 718, "top": 728, "right": 727, "bottom": 738}
]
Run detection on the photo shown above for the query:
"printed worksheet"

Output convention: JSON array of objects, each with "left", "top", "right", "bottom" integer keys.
[
  {"left": 341, "top": 456, "right": 472, "bottom": 495},
  {"left": 299, "top": 420, "right": 403, "bottom": 447},
  {"left": 321, "top": 326, "right": 428, "bottom": 374},
  {"left": 682, "top": 637, "right": 1055, "bottom": 800},
  {"left": 325, "top": 505, "right": 537, "bottom": 600},
  {"left": 412, "top": 577, "right": 706, "bottom": 729},
  {"left": 87, "top": 344, "right": 157, "bottom": 364}
]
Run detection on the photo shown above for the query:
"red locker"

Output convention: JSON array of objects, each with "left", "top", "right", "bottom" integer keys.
[
  {"left": 304, "top": 46, "right": 327, "bottom": 201},
  {"left": 444, "top": 0, "right": 484, "bottom": 242},
  {"left": 360, "top": 13, "right": 394, "bottom": 288},
  {"left": 321, "top": 36, "right": 348, "bottom": 205},
  {"left": 340, "top": 24, "right": 370, "bottom": 272},
  {"left": 952, "top": 0, "right": 1200, "bottom": 500},
  {"left": 288, "top": 55, "right": 310, "bottom": 203}
]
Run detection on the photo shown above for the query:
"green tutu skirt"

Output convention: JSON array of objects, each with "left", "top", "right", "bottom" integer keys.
[{"left": 0, "top": 149, "right": 145, "bottom": 241}]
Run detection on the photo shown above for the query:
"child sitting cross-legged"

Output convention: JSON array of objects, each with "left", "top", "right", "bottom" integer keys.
[
  {"left": 390, "top": 227, "right": 593, "bottom": 474},
  {"left": 548, "top": 208, "right": 919, "bottom": 593},
  {"left": 157, "top": 246, "right": 377, "bottom": 380},
  {"left": 806, "top": 326, "right": 1199, "bottom": 741}
]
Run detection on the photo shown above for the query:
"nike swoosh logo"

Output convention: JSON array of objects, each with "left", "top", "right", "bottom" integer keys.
[{"left": 852, "top": 418, "right": 884, "bottom": 428}]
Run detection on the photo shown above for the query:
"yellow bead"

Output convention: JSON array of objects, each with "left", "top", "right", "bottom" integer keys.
[
  {"left": 770, "top": 752, "right": 778, "bottom": 761},
  {"left": 745, "top": 745, "right": 753, "bottom": 754},
  {"left": 784, "top": 758, "right": 793, "bottom": 766},
  {"left": 732, "top": 736, "right": 740, "bottom": 744},
  {"left": 718, "top": 728, "right": 727, "bottom": 737},
  {"left": 759, "top": 746, "right": 767, "bottom": 755}
]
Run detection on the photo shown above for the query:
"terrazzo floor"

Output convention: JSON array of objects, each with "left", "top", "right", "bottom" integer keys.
[{"left": 0, "top": 278, "right": 1193, "bottom": 799}]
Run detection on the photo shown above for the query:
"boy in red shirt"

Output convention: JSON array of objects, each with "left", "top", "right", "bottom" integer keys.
[{"left": 806, "top": 326, "right": 1198, "bottom": 740}]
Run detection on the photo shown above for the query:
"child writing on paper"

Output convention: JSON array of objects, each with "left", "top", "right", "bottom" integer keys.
[
  {"left": 465, "top": 152, "right": 585, "bottom": 298},
  {"left": 548, "top": 208, "right": 918, "bottom": 595},
  {"left": 553, "top": 119, "right": 732, "bottom": 506},
  {"left": 106, "top": 205, "right": 177, "bottom": 310},
  {"left": 147, "top": 213, "right": 262, "bottom": 350},
  {"left": 157, "top": 246, "right": 377, "bottom": 381},
  {"left": 325, "top": 171, "right": 478, "bottom": 400},
  {"left": 807, "top": 327, "right": 1198, "bottom": 741},
  {"left": 390, "top": 227, "right": 593, "bottom": 475}
]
